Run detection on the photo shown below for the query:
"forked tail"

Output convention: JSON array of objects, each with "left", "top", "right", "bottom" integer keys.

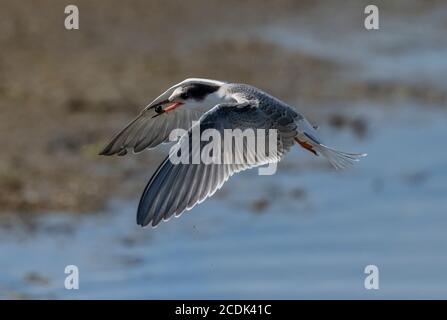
[
  {"left": 313, "top": 143, "right": 366, "bottom": 169},
  {"left": 294, "top": 120, "right": 367, "bottom": 170}
]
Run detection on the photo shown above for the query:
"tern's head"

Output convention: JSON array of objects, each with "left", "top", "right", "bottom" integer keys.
[{"left": 148, "top": 78, "right": 229, "bottom": 113}]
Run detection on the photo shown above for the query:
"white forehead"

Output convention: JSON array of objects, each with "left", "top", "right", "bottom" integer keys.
[
  {"left": 177, "top": 78, "right": 226, "bottom": 87},
  {"left": 170, "top": 87, "right": 184, "bottom": 96}
]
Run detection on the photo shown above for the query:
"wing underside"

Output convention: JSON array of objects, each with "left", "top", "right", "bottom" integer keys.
[{"left": 137, "top": 104, "right": 298, "bottom": 227}]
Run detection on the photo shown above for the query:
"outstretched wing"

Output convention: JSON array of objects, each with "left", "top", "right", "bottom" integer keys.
[
  {"left": 99, "top": 107, "right": 204, "bottom": 156},
  {"left": 137, "top": 102, "right": 298, "bottom": 227},
  {"left": 100, "top": 78, "right": 226, "bottom": 156}
]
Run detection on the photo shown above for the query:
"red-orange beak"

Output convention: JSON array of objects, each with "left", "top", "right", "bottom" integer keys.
[{"left": 164, "top": 101, "right": 184, "bottom": 112}]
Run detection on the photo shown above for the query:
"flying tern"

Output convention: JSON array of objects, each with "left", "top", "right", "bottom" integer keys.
[{"left": 100, "top": 78, "right": 366, "bottom": 227}]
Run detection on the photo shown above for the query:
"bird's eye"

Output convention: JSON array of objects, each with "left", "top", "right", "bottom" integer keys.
[{"left": 180, "top": 92, "right": 189, "bottom": 100}]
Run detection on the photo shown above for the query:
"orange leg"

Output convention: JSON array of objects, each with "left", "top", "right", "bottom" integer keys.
[{"left": 295, "top": 137, "right": 318, "bottom": 156}]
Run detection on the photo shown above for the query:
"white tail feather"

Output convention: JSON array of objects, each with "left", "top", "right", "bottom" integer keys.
[{"left": 315, "top": 144, "right": 367, "bottom": 170}]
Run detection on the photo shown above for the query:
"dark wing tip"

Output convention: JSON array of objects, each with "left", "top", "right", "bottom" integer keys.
[
  {"left": 136, "top": 216, "right": 148, "bottom": 227},
  {"left": 98, "top": 146, "right": 125, "bottom": 156},
  {"left": 98, "top": 139, "right": 119, "bottom": 156},
  {"left": 136, "top": 156, "right": 172, "bottom": 228},
  {"left": 136, "top": 203, "right": 160, "bottom": 227},
  {"left": 136, "top": 204, "right": 150, "bottom": 227},
  {"left": 98, "top": 143, "right": 111, "bottom": 156},
  {"left": 136, "top": 199, "right": 151, "bottom": 226},
  {"left": 98, "top": 148, "right": 112, "bottom": 156},
  {"left": 136, "top": 189, "right": 152, "bottom": 227}
]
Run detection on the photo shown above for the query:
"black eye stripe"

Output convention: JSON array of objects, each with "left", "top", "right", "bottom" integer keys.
[{"left": 183, "top": 84, "right": 219, "bottom": 101}]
